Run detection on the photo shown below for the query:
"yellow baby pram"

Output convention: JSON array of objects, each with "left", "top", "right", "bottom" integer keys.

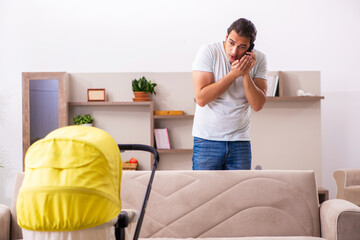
[{"left": 17, "top": 126, "right": 159, "bottom": 240}]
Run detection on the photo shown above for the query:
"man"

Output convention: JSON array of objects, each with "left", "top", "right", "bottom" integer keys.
[{"left": 192, "top": 18, "right": 267, "bottom": 170}]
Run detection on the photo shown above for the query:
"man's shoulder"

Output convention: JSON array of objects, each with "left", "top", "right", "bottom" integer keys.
[
  {"left": 193, "top": 42, "right": 224, "bottom": 72},
  {"left": 203, "top": 41, "right": 223, "bottom": 48},
  {"left": 254, "top": 49, "right": 266, "bottom": 60},
  {"left": 199, "top": 42, "right": 223, "bottom": 54}
]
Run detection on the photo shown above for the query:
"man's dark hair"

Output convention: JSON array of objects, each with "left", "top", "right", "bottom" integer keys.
[{"left": 227, "top": 18, "right": 257, "bottom": 43}]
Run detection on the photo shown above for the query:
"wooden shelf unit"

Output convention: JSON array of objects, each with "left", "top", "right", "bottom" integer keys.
[
  {"left": 68, "top": 101, "right": 155, "bottom": 169},
  {"left": 266, "top": 96, "right": 324, "bottom": 101},
  {"left": 68, "top": 97, "right": 324, "bottom": 169},
  {"left": 154, "top": 114, "right": 194, "bottom": 119},
  {"left": 69, "top": 101, "right": 153, "bottom": 106},
  {"left": 68, "top": 102, "right": 194, "bottom": 167},
  {"left": 68, "top": 101, "right": 154, "bottom": 145},
  {"left": 66, "top": 71, "right": 324, "bottom": 173},
  {"left": 157, "top": 149, "right": 193, "bottom": 154},
  {"left": 153, "top": 114, "right": 194, "bottom": 156},
  {"left": 268, "top": 71, "right": 324, "bottom": 100},
  {"left": 318, "top": 187, "right": 329, "bottom": 204}
]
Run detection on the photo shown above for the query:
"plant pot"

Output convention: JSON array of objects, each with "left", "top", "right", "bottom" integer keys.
[
  {"left": 81, "top": 123, "right": 93, "bottom": 127},
  {"left": 133, "top": 91, "right": 151, "bottom": 101}
]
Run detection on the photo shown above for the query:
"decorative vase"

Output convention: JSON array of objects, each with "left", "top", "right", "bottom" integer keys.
[{"left": 133, "top": 91, "right": 151, "bottom": 101}]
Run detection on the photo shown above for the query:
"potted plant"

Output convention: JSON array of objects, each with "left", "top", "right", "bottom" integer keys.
[
  {"left": 73, "top": 114, "right": 94, "bottom": 126},
  {"left": 132, "top": 76, "right": 157, "bottom": 101}
]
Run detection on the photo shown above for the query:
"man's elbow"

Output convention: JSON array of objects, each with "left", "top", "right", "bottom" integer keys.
[
  {"left": 251, "top": 95, "right": 267, "bottom": 112},
  {"left": 252, "top": 102, "right": 266, "bottom": 112},
  {"left": 252, "top": 105, "right": 263, "bottom": 112},
  {"left": 195, "top": 97, "right": 207, "bottom": 107}
]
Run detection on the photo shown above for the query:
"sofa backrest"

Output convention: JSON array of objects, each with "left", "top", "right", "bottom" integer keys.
[
  {"left": 333, "top": 169, "right": 360, "bottom": 206},
  {"left": 121, "top": 170, "right": 320, "bottom": 238}
]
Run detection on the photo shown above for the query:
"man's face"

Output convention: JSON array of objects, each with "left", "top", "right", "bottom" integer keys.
[{"left": 224, "top": 30, "right": 251, "bottom": 64}]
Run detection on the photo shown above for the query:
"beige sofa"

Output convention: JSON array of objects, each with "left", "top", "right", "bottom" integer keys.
[
  {"left": 121, "top": 170, "right": 360, "bottom": 240},
  {"left": 2, "top": 170, "right": 360, "bottom": 240},
  {"left": 333, "top": 169, "right": 360, "bottom": 206},
  {"left": 0, "top": 172, "right": 24, "bottom": 240}
]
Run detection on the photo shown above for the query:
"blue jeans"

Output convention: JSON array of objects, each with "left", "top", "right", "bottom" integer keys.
[{"left": 192, "top": 137, "right": 252, "bottom": 170}]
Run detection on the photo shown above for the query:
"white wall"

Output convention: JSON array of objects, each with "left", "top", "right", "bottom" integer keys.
[{"left": 1, "top": 0, "right": 360, "bottom": 205}]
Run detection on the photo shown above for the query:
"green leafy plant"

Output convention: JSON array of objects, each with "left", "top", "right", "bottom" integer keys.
[
  {"left": 132, "top": 76, "right": 157, "bottom": 94},
  {"left": 73, "top": 114, "right": 94, "bottom": 125}
]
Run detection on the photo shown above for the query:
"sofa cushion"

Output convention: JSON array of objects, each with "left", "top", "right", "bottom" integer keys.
[
  {"left": 344, "top": 186, "right": 360, "bottom": 206},
  {"left": 121, "top": 170, "right": 320, "bottom": 238}
]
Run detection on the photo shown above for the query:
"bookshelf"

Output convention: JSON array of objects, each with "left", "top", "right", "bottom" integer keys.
[
  {"left": 157, "top": 149, "right": 193, "bottom": 154},
  {"left": 68, "top": 101, "right": 154, "bottom": 146},
  {"left": 154, "top": 115, "right": 194, "bottom": 119},
  {"left": 68, "top": 101, "right": 194, "bottom": 167},
  {"left": 153, "top": 114, "right": 194, "bottom": 158},
  {"left": 68, "top": 101, "right": 155, "bottom": 169},
  {"left": 268, "top": 71, "right": 324, "bottom": 99},
  {"left": 68, "top": 101, "right": 154, "bottom": 107},
  {"left": 266, "top": 96, "right": 324, "bottom": 101}
]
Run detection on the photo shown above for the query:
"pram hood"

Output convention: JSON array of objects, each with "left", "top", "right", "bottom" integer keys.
[{"left": 17, "top": 126, "right": 122, "bottom": 231}]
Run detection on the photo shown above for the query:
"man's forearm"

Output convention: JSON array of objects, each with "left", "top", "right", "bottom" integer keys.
[
  {"left": 242, "top": 74, "right": 267, "bottom": 111},
  {"left": 195, "top": 72, "right": 238, "bottom": 107}
]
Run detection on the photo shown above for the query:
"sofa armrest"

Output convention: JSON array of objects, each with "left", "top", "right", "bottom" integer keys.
[
  {"left": 320, "top": 199, "right": 360, "bottom": 240},
  {"left": 333, "top": 170, "right": 346, "bottom": 199},
  {"left": 0, "top": 204, "right": 11, "bottom": 240},
  {"left": 121, "top": 209, "right": 139, "bottom": 240}
]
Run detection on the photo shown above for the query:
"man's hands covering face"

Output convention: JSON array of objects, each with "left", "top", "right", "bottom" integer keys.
[{"left": 231, "top": 52, "right": 256, "bottom": 78}]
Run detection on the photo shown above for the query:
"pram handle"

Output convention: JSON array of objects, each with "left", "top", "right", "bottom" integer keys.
[
  {"left": 117, "top": 144, "right": 159, "bottom": 240},
  {"left": 117, "top": 144, "right": 159, "bottom": 166}
]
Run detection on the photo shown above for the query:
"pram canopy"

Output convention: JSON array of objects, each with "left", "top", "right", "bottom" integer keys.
[{"left": 17, "top": 126, "right": 122, "bottom": 231}]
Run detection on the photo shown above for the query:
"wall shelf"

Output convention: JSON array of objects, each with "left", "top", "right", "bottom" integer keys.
[
  {"left": 154, "top": 115, "right": 194, "bottom": 158},
  {"left": 154, "top": 114, "right": 194, "bottom": 119},
  {"left": 157, "top": 149, "right": 193, "bottom": 154},
  {"left": 266, "top": 96, "right": 324, "bottom": 101},
  {"left": 69, "top": 101, "right": 153, "bottom": 106}
]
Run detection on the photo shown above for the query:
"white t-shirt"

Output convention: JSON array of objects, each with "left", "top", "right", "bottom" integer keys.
[{"left": 192, "top": 41, "right": 267, "bottom": 141}]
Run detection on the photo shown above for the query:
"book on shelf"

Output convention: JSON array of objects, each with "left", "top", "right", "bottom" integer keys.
[
  {"left": 154, "top": 110, "right": 183, "bottom": 115},
  {"left": 266, "top": 74, "right": 279, "bottom": 97},
  {"left": 154, "top": 128, "right": 171, "bottom": 149}
]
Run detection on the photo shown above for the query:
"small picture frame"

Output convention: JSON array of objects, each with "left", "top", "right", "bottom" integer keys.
[{"left": 87, "top": 88, "right": 106, "bottom": 102}]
